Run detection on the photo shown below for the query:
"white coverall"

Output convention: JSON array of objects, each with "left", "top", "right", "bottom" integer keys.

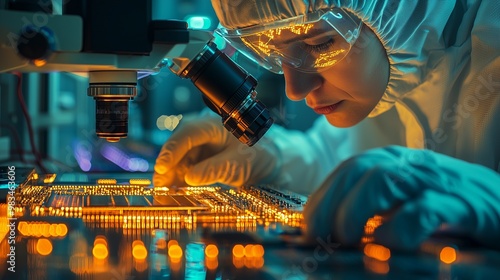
[{"left": 210, "top": 0, "right": 500, "bottom": 249}]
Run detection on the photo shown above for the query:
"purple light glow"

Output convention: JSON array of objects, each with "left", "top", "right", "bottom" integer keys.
[
  {"left": 100, "top": 144, "right": 149, "bottom": 172},
  {"left": 74, "top": 142, "right": 92, "bottom": 172}
]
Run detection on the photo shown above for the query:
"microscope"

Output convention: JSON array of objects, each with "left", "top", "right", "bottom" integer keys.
[{"left": 0, "top": 0, "right": 273, "bottom": 146}]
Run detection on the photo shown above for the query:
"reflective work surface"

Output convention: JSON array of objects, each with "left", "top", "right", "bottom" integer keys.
[{"left": 1, "top": 170, "right": 499, "bottom": 280}]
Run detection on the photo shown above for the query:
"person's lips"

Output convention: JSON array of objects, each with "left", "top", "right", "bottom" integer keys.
[{"left": 312, "top": 101, "right": 343, "bottom": 115}]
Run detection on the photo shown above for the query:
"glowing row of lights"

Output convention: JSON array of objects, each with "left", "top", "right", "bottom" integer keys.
[
  {"left": 186, "top": 186, "right": 219, "bottom": 192},
  {"left": 233, "top": 256, "right": 265, "bottom": 269},
  {"left": 33, "top": 207, "right": 83, "bottom": 217},
  {"left": 17, "top": 222, "right": 68, "bottom": 237},
  {"left": 232, "top": 244, "right": 265, "bottom": 258},
  {"left": 363, "top": 242, "right": 457, "bottom": 276},
  {"left": 36, "top": 206, "right": 83, "bottom": 212},
  {"left": 123, "top": 215, "right": 184, "bottom": 222},
  {"left": 95, "top": 178, "right": 152, "bottom": 186}
]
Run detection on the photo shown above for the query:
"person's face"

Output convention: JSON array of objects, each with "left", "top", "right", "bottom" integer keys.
[{"left": 282, "top": 25, "right": 389, "bottom": 127}]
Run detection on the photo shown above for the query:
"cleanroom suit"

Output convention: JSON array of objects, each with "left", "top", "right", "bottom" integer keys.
[{"left": 155, "top": 0, "right": 500, "bottom": 249}]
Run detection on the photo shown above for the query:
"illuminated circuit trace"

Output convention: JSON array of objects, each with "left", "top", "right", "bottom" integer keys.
[
  {"left": 11, "top": 170, "right": 305, "bottom": 228},
  {"left": 1, "top": 168, "right": 306, "bottom": 278},
  {"left": 241, "top": 23, "right": 347, "bottom": 69}
]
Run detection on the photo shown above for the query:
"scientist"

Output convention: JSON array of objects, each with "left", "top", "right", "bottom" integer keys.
[{"left": 154, "top": 0, "right": 500, "bottom": 250}]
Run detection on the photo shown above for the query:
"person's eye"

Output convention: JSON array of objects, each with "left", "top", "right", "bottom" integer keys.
[{"left": 303, "top": 38, "right": 335, "bottom": 53}]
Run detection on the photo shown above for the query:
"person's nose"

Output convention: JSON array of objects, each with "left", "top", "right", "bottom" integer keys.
[{"left": 282, "top": 64, "right": 322, "bottom": 101}]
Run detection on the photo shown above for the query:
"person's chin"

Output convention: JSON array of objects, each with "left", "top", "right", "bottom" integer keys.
[{"left": 324, "top": 113, "right": 363, "bottom": 128}]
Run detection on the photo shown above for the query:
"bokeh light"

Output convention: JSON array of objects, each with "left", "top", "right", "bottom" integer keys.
[
  {"left": 364, "top": 243, "right": 391, "bottom": 262},
  {"left": 440, "top": 247, "right": 457, "bottom": 264},
  {"left": 36, "top": 238, "right": 53, "bottom": 256}
]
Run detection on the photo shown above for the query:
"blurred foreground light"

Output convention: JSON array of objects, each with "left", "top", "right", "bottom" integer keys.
[
  {"left": 19, "top": 222, "right": 67, "bottom": 237},
  {"left": 186, "top": 16, "right": 211, "bottom": 29},
  {"left": 33, "top": 59, "right": 47, "bottom": 67},
  {"left": 440, "top": 246, "right": 457, "bottom": 264},
  {"left": 206, "top": 258, "right": 218, "bottom": 270},
  {"left": 363, "top": 256, "right": 390, "bottom": 275},
  {"left": 168, "top": 239, "right": 179, "bottom": 249},
  {"left": 94, "top": 235, "right": 108, "bottom": 246},
  {"left": 168, "top": 244, "right": 183, "bottom": 259},
  {"left": 205, "top": 244, "right": 219, "bottom": 258},
  {"left": 133, "top": 240, "right": 148, "bottom": 260},
  {"left": 232, "top": 244, "right": 244, "bottom": 258},
  {"left": 157, "top": 114, "right": 183, "bottom": 131},
  {"left": 36, "top": 238, "right": 53, "bottom": 256},
  {"left": 364, "top": 243, "right": 391, "bottom": 262},
  {"left": 93, "top": 243, "right": 108, "bottom": 260},
  {"left": 243, "top": 244, "right": 254, "bottom": 257},
  {"left": 252, "top": 244, "right": 265, "bottom": 258},
  {"left": 56, "top": 224, "right": 68, "bottom": 236}
]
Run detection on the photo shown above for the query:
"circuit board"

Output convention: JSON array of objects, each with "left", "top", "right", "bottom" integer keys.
[
  {"left": 0, "top": 167, "right": 306, "bottom": 280},
  {"left": 10, "top": 168, "right": 305, "bottom": 226}
]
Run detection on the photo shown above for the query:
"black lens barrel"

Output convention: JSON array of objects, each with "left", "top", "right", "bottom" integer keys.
[
  {"left": 95, "top": 99, "right": 130, "bottom": 139},
  {"left": 184, "top": 42, "right": 273, "bottom": 146}
]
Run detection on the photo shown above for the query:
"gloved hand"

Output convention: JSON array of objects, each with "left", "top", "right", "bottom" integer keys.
[
  {"left": 304, "top": 145, "right": 500, "bottom": 250},
  {"left": 153, "top": 111, "right": 281, "bottom": 188}
]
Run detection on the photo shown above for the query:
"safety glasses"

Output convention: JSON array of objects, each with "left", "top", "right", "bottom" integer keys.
[{"left": 215, "top": 8, "right": 362, "bottom": 74}]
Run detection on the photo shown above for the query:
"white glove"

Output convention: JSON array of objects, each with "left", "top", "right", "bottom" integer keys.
[
  {"left": 304, "top": 145, "right": 500, "bottom": 250},
  {"left": 153, "top": 111, "right": 281, "bottom": 188}
]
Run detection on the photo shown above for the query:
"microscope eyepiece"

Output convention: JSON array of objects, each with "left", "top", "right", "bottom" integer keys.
[{"left": 181, "top": 42, "right": 273, "bottom": 146}]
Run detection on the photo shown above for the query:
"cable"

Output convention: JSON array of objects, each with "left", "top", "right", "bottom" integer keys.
[{"left": 13, "top": 72, "right": 49, "bottom": 174}]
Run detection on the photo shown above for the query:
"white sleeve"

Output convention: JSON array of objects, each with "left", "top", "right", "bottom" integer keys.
[{"left": 267, "top": 108, "right": 405, "bottom": 195}]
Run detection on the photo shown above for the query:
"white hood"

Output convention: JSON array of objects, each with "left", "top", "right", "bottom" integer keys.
[
  {"left": 212, "top": 0, "right": 500, "bottom": 172},
  {"left": 212, "top": 0, "right": 458, "bottom": 116}
]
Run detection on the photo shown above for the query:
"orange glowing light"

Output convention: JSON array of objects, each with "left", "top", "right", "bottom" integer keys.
[
  {"left": 43, "top": 174, "right": 57, "bottom": 183},
  {"left": 49, "top": 224, "right": 57, "bottom": 236},
  {"left": 252, "top": 244, "right": 265, "bottom": 258},
  {"left": 129, "top": 178, "right": 152, "bottom": 185},
  {"left": 132, "top": 240, "right": 144, "bottom": 248},
  {"left": 364, "top": 243, "right": 391, "bottom": 262},
  {"left": 133, "top": 242, "right": 148, "bottom": 260},
  {"left": 18, "top": 221, "right": 27, "bottom": 235},
  {"left": 232, "top": 244, "right": 245, "bottom": 258},
  {"left": 440, "top": 247, "right": 457, "bottom": 264},
  {"left": 36, "top": 238, "right": 53, "bottom": 256},
  {"left": 253, "top": 257, "right": 265, "bottom": 269},
  {"left": 93, "top": 243, "right": 109, "bottom": 260},
  {"left": 168, "top": 239, "right": 179, "bottom": 249},
  {"left": 233, "top": 256, "right": 244, "bottom": 269},
  {"left": 42, "top": 223, "right": 50, "bottom": 237},
  {"left": 33, "top": 59, "right": 47, "bottom": 67},
  {"left": 363, "top": 256, "right": 390, "bottom": 274},
  {"left": 97, "top": 179, "right": 117, "bottom": 185},
  {"left": 243, "top": 244, "right": 254, "bottom": 257},
  {"left": 244, "top": 257, "right": 253, "bottom": 269},
  {"left": 168, "top": 244, "right": 183, "bottom": 259},
  {"left": 134, "top": 259, "right": 148, "bottom": 272},
  {"left": 55, "top": 224, "right": 68, "bottom": 237},
  {"left": 205, "top": 244, "right": 219, "bottom": 258},
  {"left": 206, "top": 258, "right": 218, "bottom": 270},
  {"left": 170, "top": 257, "right": 182, "bottom": 271},
  {"left": 26, "top": 223, "right": 33, "bottom": 236},
  {"left": 94, "top": 236, "right": 108, "bottom": 247}
]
